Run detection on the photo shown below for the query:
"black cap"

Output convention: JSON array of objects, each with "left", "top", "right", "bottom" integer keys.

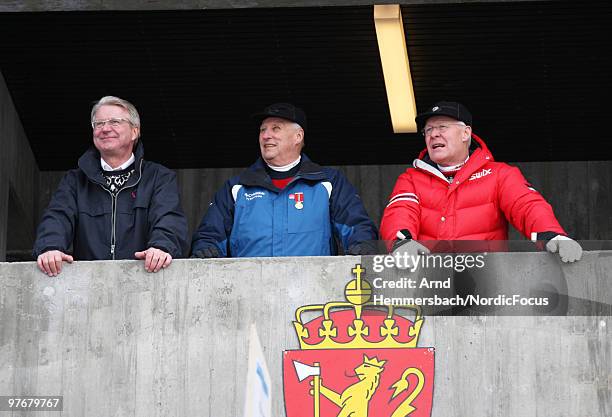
[
  {"left": 415, "top": 101, "right": 472, "bottom": 128},
  {"left": 252, "top": 103, "right": 307, "bottom": 131}
]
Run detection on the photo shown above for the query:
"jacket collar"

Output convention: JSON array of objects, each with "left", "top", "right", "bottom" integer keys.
[
  {"left": 78, "top": 141, "right": 144, "bottom": 186},
  {"left": 239, "top": 153, "right": 326, "bottom": 191},
  {"left": 414, "top": 133, "right": 493, "bottom": 182}
]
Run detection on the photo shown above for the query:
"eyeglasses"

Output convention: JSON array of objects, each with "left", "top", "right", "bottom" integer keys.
[
  {"left": 92, "top": 118, "right": 132, "bottom": 130},
  {"left": 422, "top": 122, "right": 466, "bottom": 137}
]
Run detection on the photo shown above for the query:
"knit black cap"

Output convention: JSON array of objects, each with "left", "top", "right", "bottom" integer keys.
[
  {"left": 415, "top": 101, "right": 472, "bottom": 128},
  {"left": 252, "top": 103, "right": 307, "bottom": 131}
]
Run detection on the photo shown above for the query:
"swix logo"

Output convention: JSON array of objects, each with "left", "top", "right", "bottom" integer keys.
[
  {"left": 469, "top": 168, "right": 492, "bottom": 181},
  {"left": 245, "top": 191, "right": 265, "bottom": 201}
]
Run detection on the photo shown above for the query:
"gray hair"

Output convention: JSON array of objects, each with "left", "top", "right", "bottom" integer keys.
[
  {"left": 464, "top": 125, "right": 472, "bottom": 148},
  {"left": 291, "top": 121, "right": 305, "bottom": 150},
  {"left": 91, "top": 96, "right": 141, "bottom": 129}
]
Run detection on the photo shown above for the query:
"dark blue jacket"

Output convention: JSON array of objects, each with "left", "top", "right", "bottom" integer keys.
[
  {"left": 33, "top": 142, "right": 189, "bottom": 260},
  {"left": 191, "top": 155, "right": 378, "bottom": 257}
]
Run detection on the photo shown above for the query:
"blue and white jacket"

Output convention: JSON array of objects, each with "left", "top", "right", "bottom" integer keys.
[{"left": 191, "top": 155, "right": 378, "bottom": 257}]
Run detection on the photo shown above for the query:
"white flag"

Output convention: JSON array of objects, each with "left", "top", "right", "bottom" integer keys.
[{"left": 243, "top": 324, "right": 271, "bottom": 417}]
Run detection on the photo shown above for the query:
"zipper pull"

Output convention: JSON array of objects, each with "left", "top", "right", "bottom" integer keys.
[{"left": 111, "top": 244, "right": 115, "bottom": 255}]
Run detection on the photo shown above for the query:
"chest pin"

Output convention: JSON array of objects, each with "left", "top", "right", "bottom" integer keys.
[{"left": 294, "top": 192, "right": 304, "bottom": 210}]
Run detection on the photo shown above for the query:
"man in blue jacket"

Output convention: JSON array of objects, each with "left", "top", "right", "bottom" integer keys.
[
  {"left": 191, "top": 103, "right": 377, "bottom": 258},
  {"left": 33, "top": 96, "right": 189, "bottom": 276}
]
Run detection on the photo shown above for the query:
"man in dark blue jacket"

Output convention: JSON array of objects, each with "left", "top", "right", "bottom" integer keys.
[
  {"left": 191, "top": 103, "right": 377, "bottom": 258},
  {"left": 33, "top": 96, "right": 188, "bottom": 276}
]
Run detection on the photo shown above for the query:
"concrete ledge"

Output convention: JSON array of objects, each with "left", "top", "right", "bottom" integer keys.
[
  {"left": 0, "top": 0, "right": 555, "bottom": 12},
  {"left": 0, "top": 253, "right": 610, "bottom": 416}
]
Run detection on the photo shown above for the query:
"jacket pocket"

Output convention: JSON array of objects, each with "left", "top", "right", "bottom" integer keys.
[
  {"left": 117, "top": 191, "right": 149, "bottom": 214},
  {"left": 79, "top": 204, "right": 109, "bottom": 217},
  {"left": 75, "top": 205, "right": 111, "bottom": 255}
]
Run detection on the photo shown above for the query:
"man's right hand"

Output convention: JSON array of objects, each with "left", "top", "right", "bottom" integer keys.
[
  {"left": 37, "top": 250, "right": 73, "bottom": 277},
  {"left": 392, "top": 239, "right": 431, "bottom": 258},
  {"left": 391, "top": 230, "right": 430, "bottom": 270}
]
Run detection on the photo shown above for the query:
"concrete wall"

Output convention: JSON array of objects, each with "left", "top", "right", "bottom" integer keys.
[
  {"left": 0, "top": 253, "right": 610, "bottom": 416},
  {"left": 0, "top": 71, "right": 39, "bottom": 261}
]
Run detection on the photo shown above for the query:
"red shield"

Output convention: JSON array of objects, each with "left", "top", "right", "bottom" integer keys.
[{"left": 283, "top": 348, "right": 434, "bottom": 417}]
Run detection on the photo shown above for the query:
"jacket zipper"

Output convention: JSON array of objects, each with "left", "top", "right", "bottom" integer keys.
[
  {"left": 96, "top": 159, "right": 144, "bottom": 259},
  {"left": 110, "top": 194, "right": 117, "bottom": 258}
]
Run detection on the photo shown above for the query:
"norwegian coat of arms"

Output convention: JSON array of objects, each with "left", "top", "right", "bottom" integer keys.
[{"left": 283, "top": 264, "right": 435, "bottom": 417}]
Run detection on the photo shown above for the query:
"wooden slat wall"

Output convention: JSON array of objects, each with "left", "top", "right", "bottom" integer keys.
[
  {"left": 34, "top": 161, "right": 611, "bottom": 251},
  {"left": 177, "top": 161, "right": 611, "bottom": 241}
]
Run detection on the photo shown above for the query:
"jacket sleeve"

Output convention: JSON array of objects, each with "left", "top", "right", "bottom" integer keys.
[
  {"left": 497, "top": 165, "right": 566, "bottom": 238},
  {"left": 33, "top": 172, "right": 79, "bottom": 257},
  {"left": 380, "top": 170, "right": 422, "bottom": 242},
  {"left": 328, "top": 170, "right": 378, "bottom": 252},
  {"left": 191, "top": 180, "right": 236, "bottom": 257},
  {"left": 146, "top": 169, "right": 190, "bottom": 258}
]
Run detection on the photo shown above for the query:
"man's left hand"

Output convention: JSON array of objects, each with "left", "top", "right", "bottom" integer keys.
[
  {"left": 545, "top": 236, "right": 583, "bottom": 263},
  {"left": 134, "top": 247, "right": 173, "bottom": 272}
]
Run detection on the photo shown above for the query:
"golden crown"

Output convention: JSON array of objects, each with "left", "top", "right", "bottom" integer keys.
[
  {"left": 363, "top": 355, "right": 386, "bottom": 368},
  {"left": 292, "top": 264, "right": 424, "bottom": 350}
]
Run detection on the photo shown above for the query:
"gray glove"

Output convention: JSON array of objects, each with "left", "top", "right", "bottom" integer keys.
[
  {"left": 545, "top": 235, "right": 583, "bottom": 263},
  {"left": 391, "top": 230, "right": 430, "bottom": 270}
]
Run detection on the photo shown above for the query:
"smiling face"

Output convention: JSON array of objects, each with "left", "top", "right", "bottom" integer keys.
[
  {"left": 92, "top": 104, "right": 139, "bottom": 164},
  {"left": 259, "top": 117, "right": 304, "bottom": 166},
  {"left": 423, "top": 115, "right": 472, "bottom": 166}
]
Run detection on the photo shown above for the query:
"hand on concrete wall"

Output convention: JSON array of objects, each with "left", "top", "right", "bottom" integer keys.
[
  {"left": 36, "top": 250, "right": 73, "bottom": 276},
  {"left": 546, "top": 236, "right": 583, "bottom": 263},
  {"left": 134, "top": 247, "right": 172, "bottom": 272}
]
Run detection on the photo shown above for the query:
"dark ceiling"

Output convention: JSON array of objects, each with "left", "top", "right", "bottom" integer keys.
[{"left": 0, "top": 1, "right": 611, "bottom": 170}]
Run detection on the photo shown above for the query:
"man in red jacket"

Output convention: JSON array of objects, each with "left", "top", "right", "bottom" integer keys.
[{"left": 380, "top": 101, "right": 582, "bottom": 262}]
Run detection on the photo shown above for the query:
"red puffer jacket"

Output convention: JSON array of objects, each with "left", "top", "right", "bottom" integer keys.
[{"left": 380, "top": 134, "right": 566, "bottom": 242}]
